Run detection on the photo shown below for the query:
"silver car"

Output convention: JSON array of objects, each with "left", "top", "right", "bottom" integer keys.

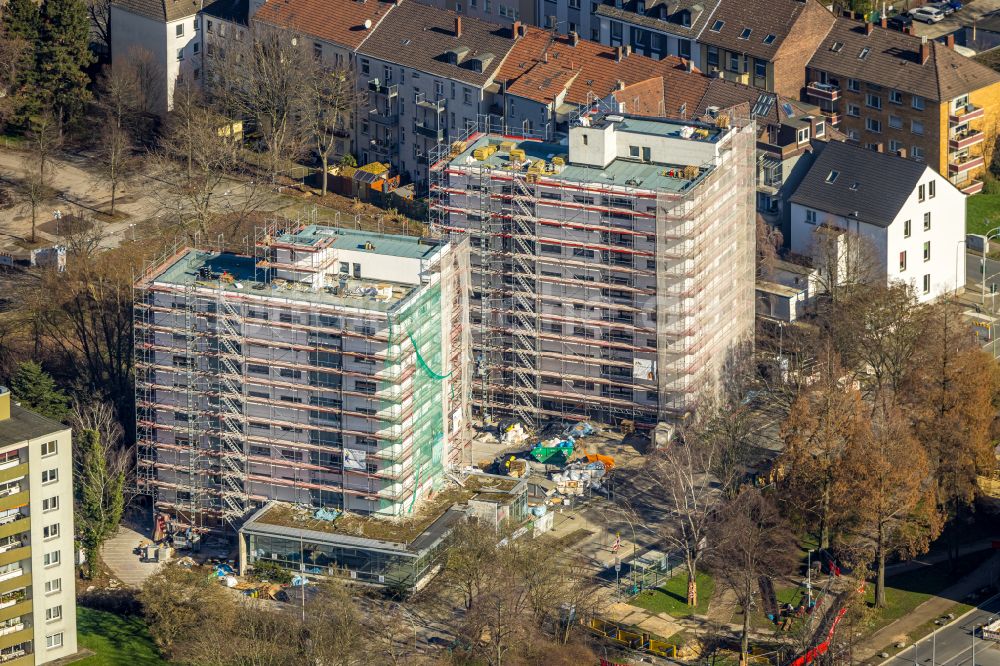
[{"left": 909, "top": 6, "right": 945, "bottom": 22}]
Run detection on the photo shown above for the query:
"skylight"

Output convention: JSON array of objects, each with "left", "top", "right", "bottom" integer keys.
[
  {"left": 739, "top": 28, "right": 752, "bottom": 39},
  {"left": 781, "top": 102, "right": 794, "bottom": 117},
  {"left": 859, "top": 47, "right": 870, "bottom": 59},
  {"left": 849, "top": 182, "right": 860, "bottom": 191},
  {"left": 710, "top": 20, "right": 724, "bottom": 32},
  {"left": 763, "top": 34, "right": 776, "bottom": 45},
  {"left": 826, "top": 170, "right": 840, "bottom": 184},
  {"left": 831, "top": 41, "right": 844, "bottom": 53}
]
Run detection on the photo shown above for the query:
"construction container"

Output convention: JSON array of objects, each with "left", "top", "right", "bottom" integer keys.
[
  {"left": 499, "top": 141, "right": 516, "bottom": 153},
  {"left": 473, "top": 144, "right": 497, "bottom": 161},
  {"left": 450, "top": 140, "right": 468, "bottom": 156},
  {"left": 509, "top": 148, "right": 526, "bottom": 162},
  {"left": 528, "top": 160, "right": 545, "bottom": 174}
]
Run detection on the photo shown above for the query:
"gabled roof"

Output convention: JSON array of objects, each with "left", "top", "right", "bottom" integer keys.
[
  {"left": 809, "top": 18, "right": 1000, "bottom": 101},
  {"left": 202, "top": 0, "right": 249, "bottom": 24},
  {"left": 789, "top": 141, "right": 931, "bottom": 228},
  {"left": 594, "top": 0, "right": 721, "bottom": 40},
  {"left": 114, "top": 0, "right": 200, "bottom": 22},
  {"left": 356, "top": 2, "right": 516, "bottom": 87},
  {"left": 698, "top": 0, "right": 832, "bottom": 61},
  {"left": 254, "top": 0, "right": 395, "bottom": 51}
]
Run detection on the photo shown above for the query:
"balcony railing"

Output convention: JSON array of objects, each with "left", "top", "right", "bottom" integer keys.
[
  {"left": 806, "top": 81, "right": 841, "bottom": 102},
  {"left": 948, "top": 154, "right": 985, "bottom": 174},
  {"left": 949, "top": 129, "right": 985, "bottom": 151},
  {"left": 0, "top": 572, "right": 22, "bottom": 585},
  {"left": 957, "top": 178, "right": 984, "bottom": 195},
  {"left": 413, "top": 122, "right": 445, "bottom": 141},
  {"left": 950, "top": 103, "right": 985, "bottom": 123},
  {"left": 367, "top": 80, "right": 398, "bottom": 97}
]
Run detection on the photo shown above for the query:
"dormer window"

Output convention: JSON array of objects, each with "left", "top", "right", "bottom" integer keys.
[
  {"left": 680, "top": 9, "right": 691, "bottom": 26},
  {"left": 637, "top": 0, "right": 644, "bottom": 12}
]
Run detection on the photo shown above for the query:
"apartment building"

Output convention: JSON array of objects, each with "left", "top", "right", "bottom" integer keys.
[
  {"left": 110, "top": 0, "right": 202, "bottom": 112},
  {"left": 789, "top": 141, "right": 965, "bottom": 302},
  {"left": 430, "top": 112, "right": 756, "bottom": 427},
  {"left": 417, "top": 0, "right": 533, "bottom": 28},
  {"left": 354, "top": 6, "right": 520, "bottom": 189},
  {"left": 134, "top": 225, "right": 471, "bottom": 530},
  {"left": 595, "top": 0, "right": 720, "bottom": 66},
  {"left": 806, "top": 19, "right": 1000, "bottom": 194},
  {"left": 0, "top": 388, "right": 77, "bottom": 665},
  {"left": 697, "top": 0, "right": 834, "bottom": 98}
]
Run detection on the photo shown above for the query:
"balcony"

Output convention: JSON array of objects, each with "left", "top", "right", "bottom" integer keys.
[
  {"left": 367, "top": 79, "right": 397, "bottom": 97},
  {"left": 806, "top": 81, "right": 841, "bottom": 102},
  {"left": 959, "top": 179, "right": 984, "bottom": 195},
  {"left": 413, "top": 122, "right": 445, "bottom": 141},
  {"left": 0, "top": 467, "right": 24, "bottom": 487},
  {"left": 0, "top": 547, "right": 29, "bottom": 570},
  {"left": 948, "top": 154, "right": 985, "bottom": 175},
  {"left": 0, "top": 518, "right": 28, "bottom": 542},
  {"left": 0, "top": 628, "right": 32, "bottom": 652},
  {"left": 0, "top": 493, "right": 28, "bottom": 514},
  {"left": 950, "top": 103, "right": 985, "bottom": 123},
  {"left": 950, "top": 129, "right": 985, "bottom": 151},
  {"left": 0, "top": 600, "right": 30, "bottom": 625},
  {"left": 0, "top": 650, "right": 31, "bottom": 666},
  {"left": 817, "top": 109, "right": 841, "bottom": 126},
  {"left": 368, "top": 108, "right": 399, "bottom": 126}
]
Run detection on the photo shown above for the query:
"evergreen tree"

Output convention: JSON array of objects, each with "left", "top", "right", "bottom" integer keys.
[
  {"left": 1, "top": 0, "right": 41, "bottom": 124},
  {"left": 76, "top": 429, "right": 125, "bottom": 578},
  {"left": 9, "top": 361, "right": 69, "bottom": 422},
  {"left": 36, "top": 0, "right": 93, "bottom": 128},
  {"left": 2, "top": 0, "right": 40, "bottom": 42}
]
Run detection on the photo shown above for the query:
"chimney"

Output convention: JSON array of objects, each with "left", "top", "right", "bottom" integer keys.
[
  {"left": 848, "top": 10, "right": 854, "bottom": 20},
  {"left": 876, "top": 142, "right": 884, "bottom": 153},
  {"left": 616, "top": 79, "right": 625, "bottom": 90},
  {"left": 686, "top": 58, "right": 694, "bottom": 72},
  {"left": 880, "top": 16, "right": 887, "bottom": 29},
  {"left": 920, "top": 35, "right": 930, "bottom": 64},
  {"left": 897, "top": 147, "right": 907, "bottom": 159},
  {"left": 455, "top": 16, "right": 462, "bottom": 38},
  {"left": 624, "top": 44, "right": 632, "bottom": 57},
  {"left": 569, "top": 30, "right": 579, "bottom": 46},
  {"left": 520, "top": 23, "right": 527, "bottom": 36},
  {"left": 543, "top": 50, "right": 549, "bottom": 63},
  {"left": 512, "top": 20, "right": 521, "bottom": 38},
  {"left": 615, "top": 45, "right": 624, "bottom": 62},
  {"left": 947, "top": 33, "right": 955, "bottom": 49},
  {"left": 865, "top": 21, "right": 873, "bottom": 36},
  {"left": 903, "top": 25, "right": 911, "bottom": 34}
]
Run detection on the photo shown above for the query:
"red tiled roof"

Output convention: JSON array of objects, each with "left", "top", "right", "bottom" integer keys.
[{"left": 254, "top": 0, "right": 396, "bottom": 50}]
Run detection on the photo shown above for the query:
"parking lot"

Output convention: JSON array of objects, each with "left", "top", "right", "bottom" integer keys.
[{"left": 906, "top": 0, "right": 1000, "bottom": 40}]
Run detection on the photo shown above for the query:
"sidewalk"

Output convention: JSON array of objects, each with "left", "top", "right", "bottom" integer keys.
[{"left": 855, "top": 551, "right": 1000, "bottom": 662}]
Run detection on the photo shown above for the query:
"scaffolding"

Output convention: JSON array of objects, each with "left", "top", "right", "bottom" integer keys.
[
  {"left": 429, "top": 112, "right": 756, "bottom": 429},
  {"left": 133, "top": 222, "right": 471, "bottom": 531}
]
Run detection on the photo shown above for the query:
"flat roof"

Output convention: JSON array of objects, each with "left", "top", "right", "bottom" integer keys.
[
  {"left": 278, "top": 225, "right": 440, "bottom": 260},
  {"left": 243, "top": 473, "right": 524, "bottom": 551},
  {"left": 449, "top": 133, "right": 715, "bottom": 194},
  {"left": 0, "top": 404, "right": 67, "bottom": 448}
]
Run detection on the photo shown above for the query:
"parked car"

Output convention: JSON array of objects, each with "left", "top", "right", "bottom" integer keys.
[
  {"left": 887, "top": 13, "right": 913, "bottom": 30},
  {"left": 930, "top": 1, "right": 956, "bottom": 15},
  {"left": 909, "top": 6, "right": 945, "bottom": 22}
]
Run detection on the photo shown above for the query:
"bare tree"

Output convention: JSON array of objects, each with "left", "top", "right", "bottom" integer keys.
[
  {"left": 440, "top": 519, "right": 500, "bottom": 610},
  {"left": 709, "top": 488, "right": 796, "bottom": 665},
  {"left": 99, "top": 122, "right": 132, "bottom": 215},
  {"left": 303, "top": 65, "right": 359, "bottom": 196},
  {"left": 87, "top": 0, "right": 111, "bottom": 56},
  {"left": 210, "top": 23, "right": 312, "bottom": 180},
  {"left": 808, "top": 224, "right": 880, "bottom": 307}
]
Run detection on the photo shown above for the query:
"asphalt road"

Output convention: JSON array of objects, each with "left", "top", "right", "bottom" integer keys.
[{"left": 885, "top": 595, "right": 1000, "bottom": 666}]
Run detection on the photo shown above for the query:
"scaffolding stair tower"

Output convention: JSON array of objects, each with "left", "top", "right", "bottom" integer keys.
[
  {"left": 508, "top": 171, "right": 541, "bottom": 428},
  {"left": 214, "top": 290, "right": 249, "bottom": 525}
]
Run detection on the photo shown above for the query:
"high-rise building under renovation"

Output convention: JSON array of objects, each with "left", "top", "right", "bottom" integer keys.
[
  {"left": 134, "top": 224, "right": 471, "bottom": 530},
  {"left": 430, "top": 112, "right": 756, "bottom": 427}
]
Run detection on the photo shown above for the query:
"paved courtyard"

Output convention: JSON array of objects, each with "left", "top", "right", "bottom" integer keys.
[{"left": 99, "top": 524, "right": 165, "bottom": 588}]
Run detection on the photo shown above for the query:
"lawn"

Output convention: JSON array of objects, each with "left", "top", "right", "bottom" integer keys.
[
  {"left": 866, "top": 549, "right": 993, "bottom": 632},
  {"left": 967, "top": 193, "right": 1000, "bottom": 236},
  {"left": 630, "top": 571, "right": 714, "bottom": 618},
  {"left": 75, "top": 606, "right": 166, "bottom": 666}
]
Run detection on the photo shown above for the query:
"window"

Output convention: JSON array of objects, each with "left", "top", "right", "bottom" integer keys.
[
  {"left": 46, "top": 606, "right": 62, "bottom": 622},
  {"left": 247, "top": 364, "right": 268, "bottom": 375},
  {"left": 43, "top": 524, "right": 59, "bottom": 540},
  {"left": 859, "top": 47, "right": 870, "bottom": 59},
  {"left": 890, "top": 139, "right": 903, "bottom": 153},
  {"left": 629, "top": 145, "right": 640, "bottom": 158},
  {"left": 41, "top": 469, "right": 57, "bottom": 485},
  {"left": 847, "top": 129, "right": 860, "bottom": 141},
  {"left": 847, "top": 103, "right": 860, "bottom": 117},
  {"left": 707, "top": 46, "right": 719, "bottom": 68},
  {"left": 911, "top": 120, "right": 924, "bottom": 135},
  {"left": 848, "top": 79, "right": 860, "bottom": 92},
  {"left": 866, "top": 93, "right": 881, "bottom": 109},
  {"left": 361, "top": 59, "right": 369, "bottom": 76},
  {"left": 929, "top": 180, "right": 936, "bottom": 198},
  {"left": 763, "top": 33, "right": 776, "bottom": 44},
  {"left": 279, "top": 312, "right": 297, "bottom": 324},
  {"left": 176, "top": 47, "right": 184, "bottom": 61},
  {"left": 679, "top": 39, "right": 691, "bottom": 59},
  {"left": 278, "top": 368, "right": 302, "bottom": 379},
  {"left": 728, "top": 52, "right": 741, "bottom": 72},
  {"left": 918, "top": 184, "right": 926, "bottom": 202},
  {"left": 192, "top": 42, "right": 199, "bottom": 55},
  {"left": 889, "top": 115, "right": 902, "bottom": 130},
  {"left": 805, "top": 209, "right": 818, "bottom": 225},
  {"left": 816, "top": 121, "right": 825, "bottom": 137},
  {"left": 739, "top": 27, "right": 752, "bottom": 39},
  {"left": 890, "top": 90, "right": 902, "bottom": 104},
  {"left": 207, "top": 19, "right": 213, "bottom": 33},
  {"left": 44, "top": 579, "right": 61, "bottom": 594},
  {"left": 912, "top": 95, "right": 925, "bottom": 110},
  {"left": 42, "top": 497, "right": 58, "bottom": 512},
  {"left": 825, "top": 170, "right": 839, "bottom": 184},
  {"left": 46, "top": 633, "right": 63, "bottom": 649},
  {"left": 923, "top": 241, "right": 931, "bottom": 262},
  {"left": 541, "top": 243, "right": 561, "bottom": 254},
  {"left": 900, "top": 251, "right": 907, "bottom": 271},
  {"left": 954, "top": 94, "right": 970, "bottom": 111},
  {"left": 924, "top": 211, "right": 931, "bottom": 230},
  {"left": 41, "top": 441, "right": 56, "bottom": 457},
  {"left": 797, "top": 127, "right": 810, "bottom": 143},
  {"left": 866, "top": 118, "right": 882, "bottom": 133},
  {"left": 710, "top": 19, "right": 724, "bottom": 31},
  {"left": 913, "top": 145, "right": 925, "bottom": 160},
  {"left": 904, "top": 219, "right": 911, "bottom": 237},
  {"left": 43, "top": 551, "right": 60, "bottom": 567},
  {"left": 923, "top": 274, "right": 931, "bottom": 294},
  {"left": 754, "top": 59, "right": 766, "bottom": 78}
]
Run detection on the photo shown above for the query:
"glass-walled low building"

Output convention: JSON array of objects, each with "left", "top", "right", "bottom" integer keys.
[{"left": 238, "top": 473, "right": 528, "bottom": 590}]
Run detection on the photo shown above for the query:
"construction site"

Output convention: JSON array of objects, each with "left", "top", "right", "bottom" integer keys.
[
  {"left": 133, "top": 221, "right": 472, "bottom": 531},
  {"left": 429, "top": 110, "right": 757, "bottom": 428}
]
